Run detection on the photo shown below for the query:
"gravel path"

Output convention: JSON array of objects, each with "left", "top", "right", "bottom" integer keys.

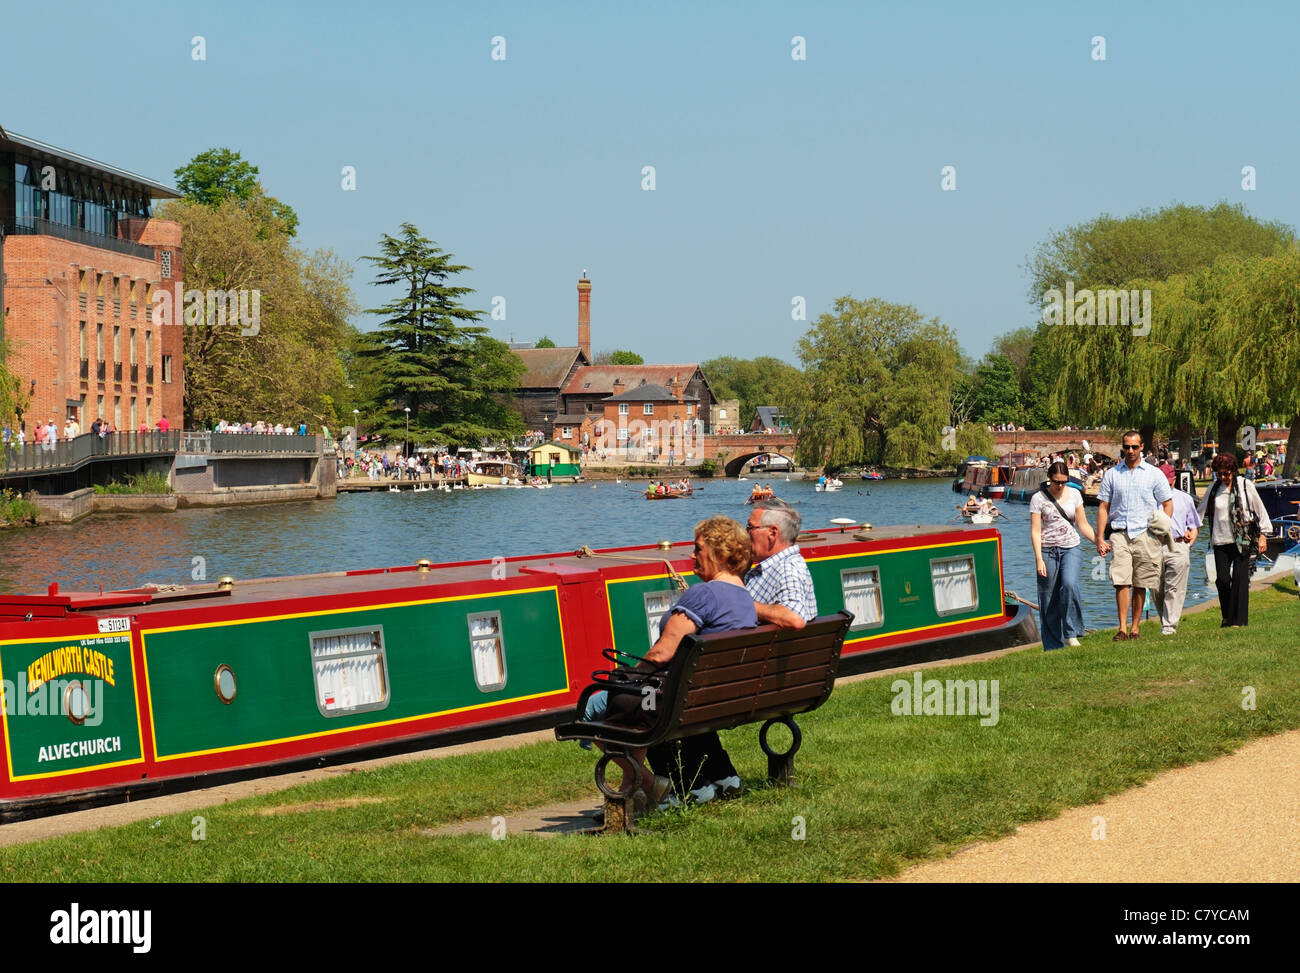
[{"left": 888, "top": 729, "right": 1300, "bottom": 882}]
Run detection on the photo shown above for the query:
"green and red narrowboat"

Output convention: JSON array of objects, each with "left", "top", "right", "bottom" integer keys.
[{"left": 0, "top": 524, "right": 1035, "bottom": 820}]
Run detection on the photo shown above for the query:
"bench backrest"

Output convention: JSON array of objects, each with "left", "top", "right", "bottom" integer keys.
[{"left": 655, "top": 611, "right": 852, "bottom": 739}]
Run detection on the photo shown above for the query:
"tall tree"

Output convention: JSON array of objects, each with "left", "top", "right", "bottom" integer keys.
[
  {"left": 534, "top": 336, "right": 556, "bottom": 348},
  {"left": 155, "top": 196, "right": 354, "bottom": 427},
  {"left": 786, "top": 297, "right": 962, "bottom": 469},
  {"left": 361, "top": 225, "right": 523, "bottom": 448},
  {"left": 1028, "top": 202, "right": 1294, "bottom": 434},
  {"left": 174, "top": 148, "right": 300, "bottom": 238}
]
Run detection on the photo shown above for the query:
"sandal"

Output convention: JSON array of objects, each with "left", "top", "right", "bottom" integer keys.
[
  {"left": 1112, "top": 631, "right": 1128, "bottom": 641},
  {"left": 1128, "top": 630, "right": 1140, "bottom": 640}
]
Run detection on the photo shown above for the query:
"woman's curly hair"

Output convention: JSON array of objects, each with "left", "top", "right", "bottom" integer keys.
[
  {"left": 694, "top": 516, "right": 752, "bottom": 576},
  {"left": 1211, "top": 451, "right": 1238, "bottom": 475}
]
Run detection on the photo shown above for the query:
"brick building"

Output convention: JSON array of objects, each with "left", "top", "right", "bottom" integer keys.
[
  {"left": 0, "top": 123, "right": 183, "bottom": 435},
  {"left": 510, "top": 275, "right": 718, "bottom": 446}
]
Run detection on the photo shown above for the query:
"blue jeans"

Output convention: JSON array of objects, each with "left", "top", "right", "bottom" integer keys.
[{"left": 1037, "top": 544, "right": 1084, "bottom": 650}]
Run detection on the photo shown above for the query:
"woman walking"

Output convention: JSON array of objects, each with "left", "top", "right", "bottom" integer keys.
[
  {"left": 1197, "top": 452, "right": 1272, "bottom": 627},
  {"left": 1030, "top": 461, "right": 1097, "bottom": 649}
]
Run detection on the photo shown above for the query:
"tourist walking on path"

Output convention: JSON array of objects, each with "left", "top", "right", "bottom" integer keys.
[
  {"left": 1030, "top": 462, "right": 1097, "bottom": 650},
  {"left": 1196, "top": 452, "right": 1272, "bottom": 628},
  {"left": 1096, "top": 432, "right": 1173, "bottom": 640},
  {"left": 1155, "top": 466, "right": 1202, "bottom": 636}
]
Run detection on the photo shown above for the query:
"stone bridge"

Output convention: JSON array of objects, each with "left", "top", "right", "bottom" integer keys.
[{"left": 699, "top": 433, "right": 799, "bottom": 477}]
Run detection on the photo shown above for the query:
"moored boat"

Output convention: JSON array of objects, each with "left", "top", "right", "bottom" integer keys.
[
  {"left": 467, "top": 459, "right": 523, "bottom": 487},
  {"left": 0, "top": 524, "right": 1035, "bottom": 819}
]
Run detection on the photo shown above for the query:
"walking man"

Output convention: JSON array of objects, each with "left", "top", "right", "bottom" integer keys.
[
  {"left": 1156, "top": 465, "right": 1202, "bottom": 635},
  {"left": 1096, "top": 431, "right": 1173, "bottom": 640}
]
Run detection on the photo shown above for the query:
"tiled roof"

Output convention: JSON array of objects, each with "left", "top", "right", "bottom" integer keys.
[
  {"left": 562, "top": 364, "right": 701, "bottom": 397},
  {"left": 513, "top": 347, "right": 589, "bottom": 389},
  {"left": 604, "top": 382, "right": 698, "bottom": 403}
]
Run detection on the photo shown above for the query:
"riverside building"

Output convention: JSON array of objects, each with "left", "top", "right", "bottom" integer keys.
[{"left": 0, "top": 122, "right": 183, "bottom": 434}]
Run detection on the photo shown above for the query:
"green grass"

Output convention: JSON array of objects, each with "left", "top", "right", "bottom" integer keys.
[
  {"left": 92, "top": 471, "right": 172, "bottom": 495},
  {"left": 0, "top": 488, "right": 37, "bottom": 526},
  {"left": 4, "top": 580, "right": 1298, "bottom": 882}
]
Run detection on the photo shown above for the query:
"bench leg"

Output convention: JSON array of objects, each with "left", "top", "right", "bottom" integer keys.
[
  {"left": 759, "top": 717, "right": 803, "bottom": 786},
  {"left": 593, "top": 752, "right": 641, "bottom": 835}
]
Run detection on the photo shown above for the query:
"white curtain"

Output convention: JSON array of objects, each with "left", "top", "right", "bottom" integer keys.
[
  {"left": 312, "top": 631, "right": 386, "bottom": 711},
  {"left": 842, "top": 570, "right": 882, "bottom": 626},
  {"left": 469, "top": 616, "right": 506, "bottom": 689},
  {"left": 932, "top": 559, "right": 977, "bottom": 614}
]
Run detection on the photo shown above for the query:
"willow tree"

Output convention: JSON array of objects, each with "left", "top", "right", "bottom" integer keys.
[
  {"left": 1210, "top": 250, "right": 1300, "bottom": 475},
  {"left": 786, "top": 297, "right": 962, "bottom": 470},
  {"left": 1028, "top": 202, "right": 1294, "bottom": 440}
]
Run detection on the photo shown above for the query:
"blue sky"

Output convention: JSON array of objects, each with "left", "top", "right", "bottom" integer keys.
[{"left": 5, "top": 0, "right": 1297, "bottom": 365}]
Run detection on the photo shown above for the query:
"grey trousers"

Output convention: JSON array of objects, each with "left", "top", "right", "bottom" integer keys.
[{"left": 1157, "top": 543, "right": 1192, "bottom": 630}]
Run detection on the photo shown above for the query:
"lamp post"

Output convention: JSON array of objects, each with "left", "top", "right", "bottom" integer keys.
[{"left": 404, "top": 407, "right": 411, "bottom": 459}]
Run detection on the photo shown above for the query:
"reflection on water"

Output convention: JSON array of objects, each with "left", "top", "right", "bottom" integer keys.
[{"left": 0, "top": 479, "right": 1215, "bottom": 630}]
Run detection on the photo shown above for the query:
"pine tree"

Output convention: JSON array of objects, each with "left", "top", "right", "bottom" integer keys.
[{"left": 361, "top": 225, "right": 523, "bottom": 449}]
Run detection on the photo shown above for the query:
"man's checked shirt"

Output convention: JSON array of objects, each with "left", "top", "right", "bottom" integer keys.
[{"left": 743, "top": 545, "right": 817, "bottom": 621}]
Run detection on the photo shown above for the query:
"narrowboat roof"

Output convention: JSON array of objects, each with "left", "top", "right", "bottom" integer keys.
[{"left": 0, "top": 524, "right": 990, "bottom": 621}]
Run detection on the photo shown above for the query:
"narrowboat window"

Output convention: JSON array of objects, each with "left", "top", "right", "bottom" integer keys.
[
  {"left": 214, "top": 664, "right": 237, "bottom": 704},
  {"left": 840, "top": 567, "right": 883, "bottom": 629},
  {"left": 643, "top": 589, "right": 676, "bottom": 646},
  {"left": 309, "top": 626, "right": 390, "bottom": 716},
  {"left": 468, "top": 612, "right": 507, "bottom": 692},
  {"left": 931, "top": 556, "right": 978, "bottom": 615},
  {"left": 64, "top": 681, "right": 91, "bottom": 725}
]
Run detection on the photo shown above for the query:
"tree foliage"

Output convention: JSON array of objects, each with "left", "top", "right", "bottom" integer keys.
[
  {"left": 0, "top": 324, "right": 29, "bottom": 428},
  {"left": 360, "top": 225, "right": 524, "bottom": 449},
  {"left": 534, "top": 335, "right": 556, "bottom": 348},
  {"left": 785, "top": 297, "right": 963, "bottom": 469},
  {"left": 701, "top": 355, "right": 804, "bottom": 430},
  {"left": 593, "top": 349, "right": 644, "bottom": 365},
  {"left": 155, "top": 197, "right": 354, "bottom": 428},
  {"left": 1028, "top": 202, "right": 1295, "bottom": 435},
  {"left": 174, "top": 148, "right": 300, "bottom": 238}
]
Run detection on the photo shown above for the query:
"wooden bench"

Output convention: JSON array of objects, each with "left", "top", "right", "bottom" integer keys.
[{"left": 555, "top": 611, "right": 852, "bottom": 833}]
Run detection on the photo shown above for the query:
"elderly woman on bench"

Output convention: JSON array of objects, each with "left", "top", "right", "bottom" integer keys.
[{"left": 599, "top": 515, "right": 757, "bottom": 807}]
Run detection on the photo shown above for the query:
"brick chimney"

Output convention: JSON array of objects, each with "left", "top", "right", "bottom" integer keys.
[
  {"left": 612, "top": 377, "right": 623, "bottom": 396},
  {"left": 669, "top": 374, "right": 684, "bottom": 403},
  {"left": 577, "top": 274, "right": 592, "bottom": 360}
]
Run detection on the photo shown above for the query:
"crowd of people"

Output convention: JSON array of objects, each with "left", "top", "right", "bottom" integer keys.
[
  {"left": 1029, "top": 430, "right": 1272, "bottom": 651},
  {"left": 3, "top": 415, "right": 174, "bottom": 451}
]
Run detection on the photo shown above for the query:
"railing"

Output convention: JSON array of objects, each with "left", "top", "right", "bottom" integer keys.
[
  {"left": 0, "top": 430, "right": 325, "bottom": 478},
  {"left": 1, "top": 430, "right": 181, "bottom": 476},
  {"left": 187, "top": 432, "right": 323, "bottom": 455},
  {"left": 1, "top": 217, "right": 156, "bottom": 260}
]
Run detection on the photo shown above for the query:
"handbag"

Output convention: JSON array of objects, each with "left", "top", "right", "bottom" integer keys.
[{"left": 591, "top": 648, "right": 667, "bottom": 727}]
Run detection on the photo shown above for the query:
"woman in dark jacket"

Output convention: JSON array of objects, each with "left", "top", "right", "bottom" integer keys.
[{"left": 1196, "top": 452, "right": 1272, "bottom": 627}]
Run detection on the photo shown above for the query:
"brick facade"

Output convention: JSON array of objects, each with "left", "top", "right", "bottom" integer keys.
[{"left": 2, "top": 218, "right": 181, "bottom": 435}]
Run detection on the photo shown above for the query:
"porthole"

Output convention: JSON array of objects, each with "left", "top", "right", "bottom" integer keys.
[
  {"left": 214, "top": 664, "right": 237, "bottom": 704},
  {"left": 64, "top": 681, "right": 91, "bottom": 725}
]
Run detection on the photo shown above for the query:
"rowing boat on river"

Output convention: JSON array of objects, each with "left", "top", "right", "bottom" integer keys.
[{"left": 0, "top": 524, "right": 1035, "bottom": 819}]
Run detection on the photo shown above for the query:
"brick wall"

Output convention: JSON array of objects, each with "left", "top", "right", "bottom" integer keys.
[{"left": 2, "top": 218, "right": 181, "bottom": 433}]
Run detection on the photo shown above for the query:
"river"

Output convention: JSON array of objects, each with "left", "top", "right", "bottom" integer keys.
[{"left": 0, "top": 478, "right": 1219, "bottom": 631}]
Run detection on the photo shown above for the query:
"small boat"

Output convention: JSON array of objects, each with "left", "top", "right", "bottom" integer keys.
[
  {"left": 0, "top": 523, "right": 1036, "bottom": 819},
  {"left": 466, "top": 460, "right": 523, "bottom": 488},
  {"left": 645, "top": 487, "right": 693, "bottom": 500},
  {"left": 861, "top": 470, "right": 884, "bottom": 481},
  {"left": 957, "top": 504, "right": 1002, "bottom": 524},
  {"left": 815, "top": 478, "right": 844, "bottom": 493},
  {"left": 746, "top": 489, "right": 777, "bottom": 504}
]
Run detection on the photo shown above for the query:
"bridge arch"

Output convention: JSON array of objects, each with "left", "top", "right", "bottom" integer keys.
[{"left": 723, "top": 450, "right": 797, "bottom": 478}]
